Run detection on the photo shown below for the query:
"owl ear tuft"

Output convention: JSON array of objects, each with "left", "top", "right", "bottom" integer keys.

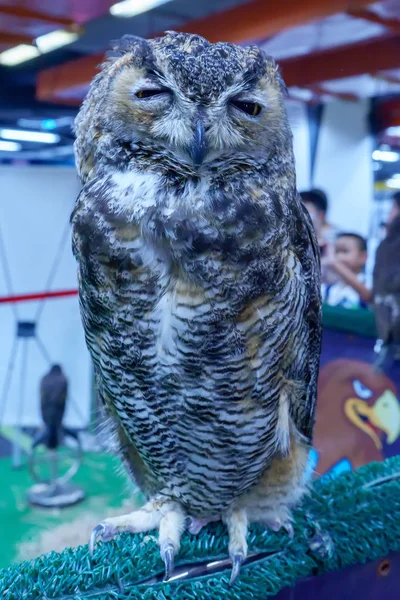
[
  {"left": 276, "top": 67, "right": 288, "bottom": 96},
  {"left": 106, "top": 35, "right": 152, "bottom": 65}
]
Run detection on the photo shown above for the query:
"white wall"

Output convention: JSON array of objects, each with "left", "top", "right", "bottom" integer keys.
[
  {"left": 312, "top": 99, "right": 374, "bottom": 237},
  {"left": 286, "top": 99, "right": 311, "bottom": 192},
  {"left": 0, "top": 166, "right": 91, "bottom": 428}
]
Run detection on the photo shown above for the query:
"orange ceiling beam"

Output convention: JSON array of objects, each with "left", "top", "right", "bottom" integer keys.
[
  {"left": 176, "top": 0, "right": 375, "bottom": 43},
  {"left": 348, "top": 8, "right": 400, "bottom": 35},
  {"left": 0, "top": 5, "right": 74, "bottom": 27},
  {"left": 0, "top": 31, "right": 33, "bottom": 46},
  {"left": 280, "top": 34, "right": 400, "bottom": 88},
  {"left": 37, "top": 53, "right": 102, "bottom": 103}
]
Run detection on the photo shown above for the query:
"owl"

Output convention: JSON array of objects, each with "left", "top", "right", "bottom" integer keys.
[{"left": 71, "top": 32, "right": 322, "bottom": 583}]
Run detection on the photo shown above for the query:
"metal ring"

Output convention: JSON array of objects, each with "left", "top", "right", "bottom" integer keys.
[{"left": 28, "top": 431, "right": 83, "bottom": 485}]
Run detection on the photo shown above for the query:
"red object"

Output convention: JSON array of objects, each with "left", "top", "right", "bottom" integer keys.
[{"left": 0, "top": 289, "right": 78, "bottom": 304}]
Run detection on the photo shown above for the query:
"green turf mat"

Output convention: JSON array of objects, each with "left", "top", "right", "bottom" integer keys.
[
  {"left": 0, "top": 452, "right": 136, "bottom": 569},
  {"left": 1, "top": 457, "right": 399, "bottom": 599}
]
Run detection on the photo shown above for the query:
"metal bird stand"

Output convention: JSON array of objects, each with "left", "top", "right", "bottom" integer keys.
[
  {"left": 27, "top": 428, "right": 85, "bottom": 508},
  {"left": 0, "top": 218, "right": 87, "bottom": 509}
]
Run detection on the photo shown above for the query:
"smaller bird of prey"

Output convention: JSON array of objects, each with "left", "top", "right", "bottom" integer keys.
[
  {"left": 72, "top": 32, "right": 322, "bottom": 583},
  {"left": 37, "top": 364, "right": 68, "bottom": 450}
]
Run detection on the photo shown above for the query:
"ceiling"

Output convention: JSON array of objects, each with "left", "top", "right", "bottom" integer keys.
[{"left": 1, "top": 0, "right": 400, "bottom": 162}]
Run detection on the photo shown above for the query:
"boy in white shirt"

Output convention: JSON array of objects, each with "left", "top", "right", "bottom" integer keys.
[{"left": 321, "top": 233, "right": 372, "bottom": 309}]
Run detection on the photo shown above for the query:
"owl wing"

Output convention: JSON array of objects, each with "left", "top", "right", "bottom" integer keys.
[
  {"left": 290, "top": 200, "right": 322, "bottom": 443},
  {"left": 242, "top": 197, "right": 321, "bottom": 448},
  {"left": 71, "top": 188, "right": 167, "bottom": 496}
]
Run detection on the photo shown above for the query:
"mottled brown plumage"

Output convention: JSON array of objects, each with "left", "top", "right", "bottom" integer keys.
[{"left": 71, "top": 32, "right": 322, "bottom": 581}]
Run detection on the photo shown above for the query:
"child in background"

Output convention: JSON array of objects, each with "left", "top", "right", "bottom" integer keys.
[
  {"left": 300, "top": 189, "right": 338, "bottom": 254},
  {"left": 321, "top": 233, "right": 372, "bottom": 309}
]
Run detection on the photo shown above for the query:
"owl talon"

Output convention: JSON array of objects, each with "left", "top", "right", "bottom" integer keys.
[
  {"left": 161, "top": 541, "right": 175, "bottom": 581},
  {"left": 283, "top": 522, "right": 294, "bottom": 539},
  {"left": 226, "top": 508, "right": 248, "bottom": 584},
  {"left": 88, "top": 523, "right": 107, "bottom": 556},
  {"left": 230, "top": 553, "right": 244, "bottom": 585},
  {"left": 265, "top": 517, "right": 294, "bottom": 539}
]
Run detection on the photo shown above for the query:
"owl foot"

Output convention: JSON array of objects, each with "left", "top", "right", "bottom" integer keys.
[
  {"left": 225, "top": 508, "right": 248, "bottom": 585},
  {"left": 88, "top": 501, "right": 162, "bottom": 555},
  {"left": 88, "top": 499, "right": 186, "bottom": 581},
  {"left": 158, "top": 505, "right": 186, "bottom": 580}
]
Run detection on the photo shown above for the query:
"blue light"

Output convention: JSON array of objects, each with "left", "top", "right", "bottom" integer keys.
[{"left": 41, "top": 119, "right": 57, "bottom": 131}]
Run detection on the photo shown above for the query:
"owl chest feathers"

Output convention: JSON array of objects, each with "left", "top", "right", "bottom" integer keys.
[
  {"left": 86, "top": 166, "right": 295, "bottom": 364},
  {"left": 103, "top": 166, "right": 287, "bottom": 272},
  {"left": 76, "top": 167, "right": 309, "bottom": 509}
]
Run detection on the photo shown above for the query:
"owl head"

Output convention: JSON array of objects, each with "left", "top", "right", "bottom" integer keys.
[{"left": 75, "top": 32, "right": 290, "bottom": 180}]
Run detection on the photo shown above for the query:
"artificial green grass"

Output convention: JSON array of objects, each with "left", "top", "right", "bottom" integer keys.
[{"left": 1, "top": 457, "right": 399, "bottom": 599}]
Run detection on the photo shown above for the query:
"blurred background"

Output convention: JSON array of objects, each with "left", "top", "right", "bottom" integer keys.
[{"left": 0, "top": 0, "right": 400, "bottom": 570}]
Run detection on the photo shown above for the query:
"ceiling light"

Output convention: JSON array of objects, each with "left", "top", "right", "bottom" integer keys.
[
  {"left": 0, "top": 44, "right": 40, "bottom": 66},
  {"left": 17, "top": 117, "right": 74, "bottom": 131},
  {"left": 0, "top": 129, "right": 60, "bottom": 144},
  {"left": 17, "top": 118, "right": 45, "bottom": 129},
  {"left": 372, "top": 149, "right": 400, "bottom": 162},
  {"left": 386, "top": 126, "right": 400, "bottom": 137},
  {"left": 35, "top": 29, "right": 79, "bottom": 54},
  {"left": 0, "top": 140, "right": 21, "bottom": 151},
  {"left": 41, "top": 119, "right": 58, "bottom": 130},
  {"left": 387, "top": 178, "right": 400, "bottom": 189},
  {"left": 110, "top": 0, "right": 171, "bottom": 18}
]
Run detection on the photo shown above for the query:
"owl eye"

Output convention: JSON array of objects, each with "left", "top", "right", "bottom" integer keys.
[
  {"left": 136, "top": 89, "right": 168, "bottom": 99},
  {"left": 352, "top": 379, "right": 373, "bottom": 399},
  {"left": 231, "top": 100, "right": 262, "bottom": 117}
]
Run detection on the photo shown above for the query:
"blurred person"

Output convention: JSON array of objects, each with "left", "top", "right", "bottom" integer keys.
[
  {"left": 373, "top": 192, "right": 400, "bottom": 350},
  {"left": 387, "top": 190, "right": 400, "bottom": 225},
  {"left": 300, "top": 189, "right": 338, "bottom": 254},
  {"left": 321, "top": 232, "right": 372, "bottom": 309}
]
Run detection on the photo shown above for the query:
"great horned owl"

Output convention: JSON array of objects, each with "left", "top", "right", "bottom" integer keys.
[{"left": 72, "top": 32, "right": 321, "bottom": 582}]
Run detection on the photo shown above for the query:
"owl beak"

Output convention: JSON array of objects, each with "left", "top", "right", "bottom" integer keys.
[{"left": 190, "top": 119, "right": 207, "bottom": 168}]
